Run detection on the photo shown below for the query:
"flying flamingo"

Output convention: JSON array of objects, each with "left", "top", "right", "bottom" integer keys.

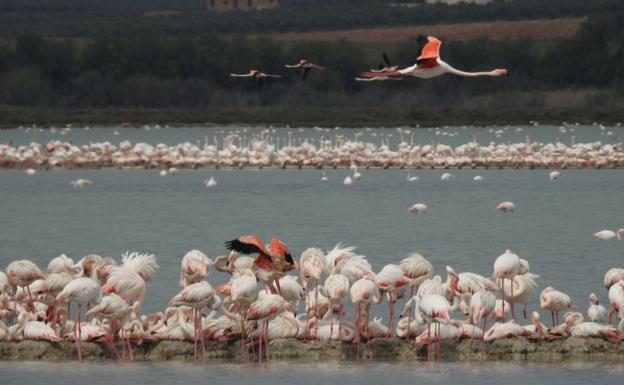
[
  {"left": 230, "top": 70, "right": 282, "bottom": 85},
  {"left": 169, "top": 280, "right": 218, "bottom": 360},
  {"left": 284, "top": 59, "right": 325, "bottom": 80},
  {"left": 493, "top": 249, "right": 521, "bottom": 321},
  {"left": 225, "top": 235, "right": 297, "bottom": 295},
  {"left": 246, "top": 293, "right": 287, "bottom": 363},
  {"left": 56, "top": 277, "right": 102, "bottom": 360},
  {"left": 70, "top": 179, "right": 93, "bottom": 188},
  {"left": 360, "top": 36, "right": 507, "bottom": 80}
]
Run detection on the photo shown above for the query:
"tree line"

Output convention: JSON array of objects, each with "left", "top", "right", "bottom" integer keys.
[
  {"left": 0, "top": 0, "right": 623, "bottom": 36},
  {"left": 0, "top": 13, "right": 622, "bottom": 123}
]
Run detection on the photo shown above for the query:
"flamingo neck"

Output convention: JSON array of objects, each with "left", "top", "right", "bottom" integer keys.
[{"left": 442, "top": 62, "right": 500, "bottom": 77}]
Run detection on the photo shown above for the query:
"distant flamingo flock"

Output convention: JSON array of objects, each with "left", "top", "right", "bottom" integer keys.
[
  {"left": 1, "top": 239, "right": 624, "bottom": 362},
  {"left": 1, "top": 133, "right": 622, "bottom": 170}
]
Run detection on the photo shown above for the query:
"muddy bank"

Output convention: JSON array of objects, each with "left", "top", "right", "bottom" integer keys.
[{"left": 1, "top": 338, "right": 622, "bottom": 362}]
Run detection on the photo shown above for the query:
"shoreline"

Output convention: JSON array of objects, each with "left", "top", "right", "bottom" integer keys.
[{"left": 1, "top": 337, "right": 622, "bottom": 362}]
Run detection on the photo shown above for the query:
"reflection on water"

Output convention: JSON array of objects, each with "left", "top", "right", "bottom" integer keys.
[{"left": 3, "top": 360, "right": 624, "bottom": 385}]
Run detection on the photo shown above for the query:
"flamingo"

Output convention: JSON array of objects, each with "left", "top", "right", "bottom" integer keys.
[
  {"left": 349, "top": 277, "right": 378, "bottom": 354},
  {"left": 370, "top": 52, "right": 399, "bottom": 73},
  {"left": 593, "top": 229, "right": 624, "bottom": 240},
  {"left": 225, "top": 235, "right": 297, "bottom": 295},
  {"left": 230, "top": 69, "right": 282, "bottom": 85},
  {"left": 564, "top": 312, "right": 618, "bottom": 338},
  {"left": 440, "top": 172, "right": 455, "bottom": 181},
  {"left": 549, "top": 171, "right": 561, "bottom": 180},
  {"left": 408, "top": 203, "right": 428, "bottom": 213},
  {"left": 343, "top": 175, "right": 353, "bottom": 185},
  {"left": 418, "top": 294, "right": 451, "bottom": 360},
  {"left": 284, "top": 59, "right": 325, "bottom": 80},
  {"left": 179, "top": 250, "right": 212, "bottom": 288},
  {"left": 523, "top": 311, "right": 548, "bottom": 340},
  {"left": 102, "top": 252, "right": 158, "bottom": 312},
  {"left": 5, "top": 260, "right": 45, "bottom": 311},
  {"left": 493, "top": 249, "right": 521, "bottom": 321},
  {"left": 498, "top": 272, "right": 539, "bottom": 319},
  {"left": 321, "top": 171, "right": 328, "bottom": 181},
  {"left": 86, "top": 293, "right": 136, "bottom": 359},
  {"left": 70, "top": 179, "right": 93, "bottom": 187},
  {"left": 608, "top": 281, "right": 624, "bottom": 325},
  {"left": 375, "top": 264, "right": 411, "bottom": 337},
  {"left": 587, "top": 293, "right": 608, "bottom": 323},
  {"left": 246, "top": 293, "right": 287, "bottom": 363},
  {"left": 473, "top": 175, "right": 484, "bottom": 181},
  {"left": 406, "top": 173, "right": 419, "bottom": 182},
  {"left": 469, "top": 290, "right": 496, "bottom": 331},
  {"left": 604, "top": 268, "right": 624, "bottom": 289},
  {"left": 540, "top": 286, "right": 574, "bottom": 326},
  {"left": 24, "top": 168, "right": 37, "bottom": 176},
  {"left": 203, "top": 177, "right": 217, "bottom": 187},
  {"left": 483, "top": 320, "right": 527, "bottom": 341},
  {"left": 496, "top": 201, "right": 515, "bottom": 212},
  {"left": 228, "top": 268, "right": 258, "bottom": 351},
  {"left": 169, "top": 280, "right": 219, "bottom": 360},
  {"left": 56, "top": 277, "right": 102, "bottom": 360},
  {"left": 323, "top": 273, "right": 350, "bottom": 346},
  {"left": 360, "top": 36, "right": 507, "bottom": 80}
]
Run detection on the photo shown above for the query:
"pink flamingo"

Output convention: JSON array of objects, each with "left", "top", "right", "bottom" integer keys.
[
  {"left": 375, "top": 264, "right": 411, "bottom": 338},
  {"left": 56, "top": 277, "right": 101, "bottom": 360},
  {"left": 492, "top": 249, "right": 521, "bottom": 321},
  {"left": 246, "top": 293, "right": 287, "bottom": 363}
]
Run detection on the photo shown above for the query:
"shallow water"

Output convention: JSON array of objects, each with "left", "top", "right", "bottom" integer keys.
[
  {"left": 0, "top": 168, "right": 622, "bottom": 315},
  {"left": 1, "top": 127, "right": 623, "bottom": 382},
  {"left": 2, "top": 360, "right": 623, "bottom": 385}
]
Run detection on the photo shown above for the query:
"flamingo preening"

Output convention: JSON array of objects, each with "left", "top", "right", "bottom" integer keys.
[
  {"left": 359, "top": 36, "right": 508, "bottom": 81},
  {"left": 285, "top": 59, "right": 325, "bottom": 80}
]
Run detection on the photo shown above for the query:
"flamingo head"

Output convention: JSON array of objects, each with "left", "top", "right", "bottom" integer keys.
[
  {"left": 493, "top": 69, "right": 508, "bottom": 77},
  {"left": 445, "top": 265, "right": 458, "bottom": 281},
  {"left": 589, "top": 292, "right": 599, "bottom": 305}
]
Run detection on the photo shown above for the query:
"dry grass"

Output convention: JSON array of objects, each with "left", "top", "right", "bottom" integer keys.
[{"left": 271, "top": 17, "right": 586, "bottom": 43}]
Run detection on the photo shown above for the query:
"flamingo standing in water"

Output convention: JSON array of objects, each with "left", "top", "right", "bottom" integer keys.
[
  {"left": 225, "top": 235, "right": 297, "bottom": 295},
  {"left": 179, "top": 250, "right": 212, "bottom": 288},
  {"left": 540, "top": 286, "right": 574, "bottom": 326},
  {"left": 587, "top": 293, "right": 608, "bottom": 323},
  {"left": 284, "top": 59, "right": 325, "bottom": 80},
  {"left": 6, "top": 260, "right": 45, "bottom": 311},
  {"left": 349, "top": 277, "right": 378, "bottom": 354},
  {"left": 56, "top": 277, "right": 101, "bottom": 360},
  {"left": 593, "top": 229, "right": 624, "bottom": 240},
  {"left": 418, "top": 294, "right": 451, "bottom": 361},
  {"left": 493, "top": 249, "right": 521, "bottom": 321},
  {"left": 86, "top": 293, "right": 135, "bottom": 360},
  {"left": 375, "top": 264, "right": 411, "bottom": 337},
  {"left": 246, "top": 293, "right": 287, "bottom": 363},
  {"left": 169, "top": 280, "right": 219, "bottom": 360},
  {"left": 323, "top": 273, "right": 350, "bottom": 346},
  {"left": 102, "top": 252, "right": 159, "bottom": 313},
  {"left": 359, "top": 36, "right": 507, "bottom": 80}
]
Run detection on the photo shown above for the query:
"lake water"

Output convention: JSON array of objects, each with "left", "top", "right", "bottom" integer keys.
[
  {"left": 0, "top": 126, "right": 623, "bottom": 384},
  {"left": 1, "top": 360, "right": 623, "bottom": 385}
]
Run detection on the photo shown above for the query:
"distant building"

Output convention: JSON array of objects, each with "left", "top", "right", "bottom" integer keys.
[
  {"left": 425, "top": 0, "right": 492, "bottom": 4},
  {"left": 206, "top": 0, "right": 279, "bottom": 12}
]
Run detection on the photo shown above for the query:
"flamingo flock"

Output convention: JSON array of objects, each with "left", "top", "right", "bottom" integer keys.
[
  {"left": 2, "top": 240, "right": 624, "bottom": 362},
  {"left": 1, "top": 135, "right": 622, "bottom": 170}
]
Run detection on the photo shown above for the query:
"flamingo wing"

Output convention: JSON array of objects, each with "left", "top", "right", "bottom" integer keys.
[
  {"left": 416, "top": 36, "right": 442, "bottom": 64},
  {"left": 225, "top": 235, "right": 267, "bottom": 256},
  {"left": 382, "top": 52, "right": 392, "bottom": 67}
]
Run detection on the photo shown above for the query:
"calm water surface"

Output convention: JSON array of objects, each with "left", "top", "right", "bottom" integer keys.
[
  {"left": 0, "top": 126, "right": 623, "bottom": 383},
  {"left": 2, "top": 360, "right": 623, "bottom": 385}
]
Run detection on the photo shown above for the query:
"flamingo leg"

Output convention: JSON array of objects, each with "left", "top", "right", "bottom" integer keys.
[
  {"left": 501, "top": 278, "right": 505, "bottom": 322},
  {"left": 193, "top": 308, "right": 198, "bottom": 360},
  {"left": 124, "top": 327, "right": 133, "bottom": 361},
  {"left": 264, "top": 320, "right": 270, "bottom": 361},
  {"left": 199, "top": 308, "right": 207, "bottom": 359},
  {"left": 339, "top": 304, "right": 344, "bottom": 351},
  {"left": 26, "top": 286, "right": 34, "bottom": 312},
  {"left": 551, "top": 311, "right": 555, "bottom": 328},
  {"left": 511, "top": 279, "right": 515, "bottom": 321},
  {"left": 387, "top": 294, "right": 395, "bottom": 338},
  {"left": 355, "top": 303, "right": 361, "bottom": 360},
  {"left": 75, "top": 303, "right": 82, "bottom": 361},
  {"left": 427, "top": 323, "right": 431, "bottom": 361},
  {"left": 328, "top": 313, "right": 334, "bottom": 350},
  {"left": 258, "top": 321, "right": 263, "bottom": 364}
]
